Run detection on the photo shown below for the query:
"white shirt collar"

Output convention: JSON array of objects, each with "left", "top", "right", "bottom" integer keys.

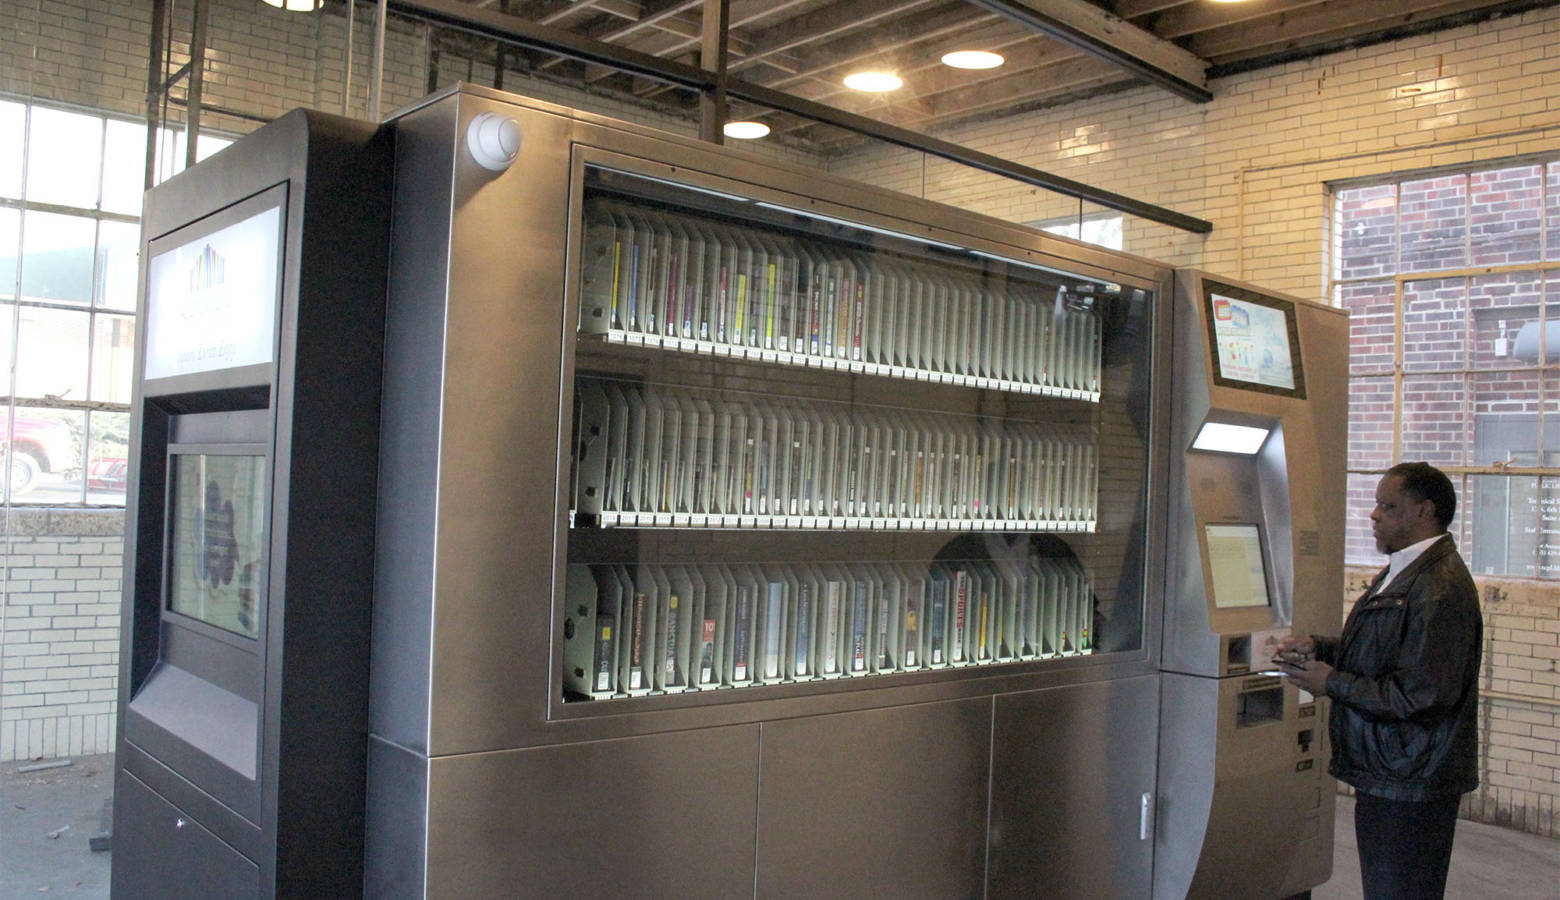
[{"left": 1379, "top": 533, "right": 1444, "bottom": 593}]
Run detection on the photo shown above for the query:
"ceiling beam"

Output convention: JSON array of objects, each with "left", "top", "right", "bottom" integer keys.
[
  {"left": 1148, "top": 0, "right": 1329, "bottom": 40},
  {"left": 1110, "top": 0, "right": 1190, "bottom": 20},
  {"left": 1186, "top": 0, "right": 1520, "bottom": 61},
  {"left": 965, "top": 0, "right": 1210, "bottom": 102},
  {"left": 388, "top": 0, "right": 1212, "bottom": 233}
]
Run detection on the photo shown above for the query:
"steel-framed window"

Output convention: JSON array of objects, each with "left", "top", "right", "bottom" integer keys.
[
  {"left": 1, "top": 96, "right": 231, "bottom": 507},
  {"left": 1331, "top": 158, "right": 1560, "bottom": 579}
]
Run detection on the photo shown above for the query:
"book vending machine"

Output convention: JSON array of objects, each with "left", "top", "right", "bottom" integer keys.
[
  {"left": 1153, "top": 271, "right": 1349, "bottom": 899},
  {"left": 366, "top": 84, "right": 1169, "bottom": 899},
  {"left": 113, "top": 84, "right": 1349, "bottom": 899},
  {"left": 112, "top": 111, "right": 391, "bottom": 898}
]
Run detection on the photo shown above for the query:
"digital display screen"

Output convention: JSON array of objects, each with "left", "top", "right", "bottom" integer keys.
[
  {"left": 167, "top": 453, "right": 268, "bottom": 639},
  {"left": 1205, "top": 523, "right": 1270, "bottom": 609},
  {"left": 1204, "top": 282, "right": 1305, "bottom": 398},
  {"left": 144, "top": 198, "right": 283, "bottom": 380}
]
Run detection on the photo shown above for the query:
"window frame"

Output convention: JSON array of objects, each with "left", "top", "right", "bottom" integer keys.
[{"left": 1329, "top": 157, "right": 1560, "bottom": 579}]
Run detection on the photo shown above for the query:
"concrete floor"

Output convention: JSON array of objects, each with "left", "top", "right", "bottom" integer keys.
[{"left": 2, "top": 753, "right": 1555, "bottom": 898}]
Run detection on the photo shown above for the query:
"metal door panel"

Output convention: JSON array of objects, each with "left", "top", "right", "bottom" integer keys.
[
  {"left": 423, "top": 724, "right": 760, "bottom": 898},
  {"left": 755, "top": 697, "right": 991, "bottom": 899},
  {"left": 988, "top": 675, "right": 1159, "bottom": 899}
]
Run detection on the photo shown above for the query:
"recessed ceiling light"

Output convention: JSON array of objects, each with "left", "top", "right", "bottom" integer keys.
[
  {"left": 723, "top": 120, "right": 770, "bottom": 140},
  {"left": 843, "top": 71, "right": 902, "bottom": 93},
  {"left": 941, "top": 50, "right": 1004, "bottom": 70},
  {"left": 1208, "top": 0, "right": 1249, "bottom": 4},
  {"left": 261, "top": 0, "right": 322, "bottom": 10}
]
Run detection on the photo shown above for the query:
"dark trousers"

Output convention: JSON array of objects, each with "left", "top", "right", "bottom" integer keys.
[{"left": 1354, "top": 791, "right": 1461, "bottom": 899}]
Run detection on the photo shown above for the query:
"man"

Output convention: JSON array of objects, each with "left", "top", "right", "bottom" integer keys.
[{"left": 1275, "top": 461, "right": 1482, "bottom": 900}]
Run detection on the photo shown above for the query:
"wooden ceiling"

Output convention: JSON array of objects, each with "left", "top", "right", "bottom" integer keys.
[{"left": 425, "top": 0, "right": 1559, "bottom": 152}]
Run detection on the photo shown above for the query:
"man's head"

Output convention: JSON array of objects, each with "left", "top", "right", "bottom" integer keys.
[{"left": 1372, "top": 461, "right": 1456, "bottom": 554}]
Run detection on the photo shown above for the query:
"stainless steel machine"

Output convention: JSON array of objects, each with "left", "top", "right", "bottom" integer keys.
[
  {"left": 1153, "top": 271, "right": 1348, "bottom": 899},
  {"left": 113, "top": 84, "right": 1346, "bottom": 899},
  {"left": 112, "top": 110, "right": 392, "bottom": 897}
]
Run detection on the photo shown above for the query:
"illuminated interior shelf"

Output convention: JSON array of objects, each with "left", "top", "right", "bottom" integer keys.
[
  {"left": 589, "top": 647, "right": 1096, "bottom": 700},
  {"left": 577, "top": 511, "right": 1096, "bottom": 532},
  {"left": 590, "top": 328, "right": 1101, "bottom": 403}
]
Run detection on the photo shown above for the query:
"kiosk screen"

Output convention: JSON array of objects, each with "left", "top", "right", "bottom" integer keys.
[
  {"left": 167, "top": 452, "right": 268, "bottom": 639},
  {"left": 144, "top": 192, "right": 283, "bottom": 381},
  {"left": 1205, "top": 284, "right": 1305, "bottom": 398},
  {"left": 1205, "top": 523, "right": 1269, "bottom": 609}
]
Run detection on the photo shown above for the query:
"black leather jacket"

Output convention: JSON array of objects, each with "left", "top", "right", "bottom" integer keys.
[{"left": 1315, "top": 534, "right": 1482, "bottom": 801}]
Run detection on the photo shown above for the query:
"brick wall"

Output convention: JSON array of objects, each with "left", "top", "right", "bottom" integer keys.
[
  {"left": 0, "top": 510, "right": 122, "bottom": 762},
  {"left": 1345, "top": 565, "right": 1558, "bottom": 836},
  {"left": 0, "top": 0, "right": 1556, "bottom": 837}
]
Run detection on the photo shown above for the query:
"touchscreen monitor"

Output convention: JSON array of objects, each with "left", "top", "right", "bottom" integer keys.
[
  {"left": 1204, "top": 281, "right": 1306, "bottom": 398},
  {"left": 167, "top": 452, "right": 268, "bottom": 639},
  {"left": 1205, "top": 522, "right": 1269, "bottom": 609}
]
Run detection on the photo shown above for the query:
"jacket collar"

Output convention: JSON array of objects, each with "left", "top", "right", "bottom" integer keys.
[{"left": 1366, "top": 533, "right": 1457, "bottom": 599}]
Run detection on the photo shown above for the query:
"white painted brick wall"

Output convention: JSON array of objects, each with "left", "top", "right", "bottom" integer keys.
[
  {"left": 1, "top": 510, "right": 124, "bottom": 763},
  {"left": 0, "top": 0, "right": 1555, "bottom": 836}
]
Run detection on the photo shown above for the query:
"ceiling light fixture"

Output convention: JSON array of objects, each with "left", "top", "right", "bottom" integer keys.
[
  {"left": 843, "top": 71, "right": 902, "bottom": 93},
  {"left": 941, "top": 50, "right": 1005, "bottom": 70},
  {"left": 261, "top": 0, "right": 323, "bottom": 10},
  {"left": 723, "top": 120, "right": 770, "bottom": 140}
]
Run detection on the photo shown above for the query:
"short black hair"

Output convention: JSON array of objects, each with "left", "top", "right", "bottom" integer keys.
[{"left": 1386, "top": 461, "right": 1457, "bottom": 531}]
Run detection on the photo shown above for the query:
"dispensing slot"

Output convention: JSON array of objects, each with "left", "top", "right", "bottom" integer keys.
[{"left": 1235, "top": 676, "right": 1283, "bottom": 726}]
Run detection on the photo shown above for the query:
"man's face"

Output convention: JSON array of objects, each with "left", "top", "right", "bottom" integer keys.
[{"left": 1371, "top": 474, "right": 1432, "bottom": 555}]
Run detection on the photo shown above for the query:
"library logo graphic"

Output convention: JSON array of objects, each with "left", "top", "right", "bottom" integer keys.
[{"left": 188, "top": 243, "right": 227, "bottom": 295}]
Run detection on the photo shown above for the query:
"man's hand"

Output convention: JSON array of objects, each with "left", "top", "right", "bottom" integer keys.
[
  {"left": 1277, "top": 657, "right": 1333, "bottom": 695},
  {"left": 1273, "top": 634, "right": 1317, "bottom": 660}
]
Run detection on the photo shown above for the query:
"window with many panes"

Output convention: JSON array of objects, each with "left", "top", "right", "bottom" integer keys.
[
  {"left": 2, "top": 97, "right": 230, "bottom": 506},
  {"left": 1332, "top": 160, "right": 1560, "bottom": 579}
]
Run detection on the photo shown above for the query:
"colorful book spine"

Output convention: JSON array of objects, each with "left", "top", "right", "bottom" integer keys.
[
  {"left": 663, "top": 592, "right": 680, "bottom": 686},
  {"left": 794, "top": 582, "right": 812, "bottom": 676},
  {"left": 733, "top": 584, "right": 752, "bottom": 682},
  {"left": 699, "top": 618, "right": 716, "bottom": 684},
  {"left": 629, "top": 591, "right": 646, "bottom": 689}
]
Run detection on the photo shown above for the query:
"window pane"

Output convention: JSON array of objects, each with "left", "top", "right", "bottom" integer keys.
[
  {"left": 0, "top": 100, "right": 22, "bottom": 200},
  {"left": 86, "top": 409, "right": 130, "bottom": 505},
  {"left": 1400, "top": 174, "right": 1467, "bottom": 273},
  {"left": 1470, "top": 271, "right": 1542, "bottom": 369},
  {"left": 1472, "top": 370, "right": 1540, "bottom": 466},
  {"left": 1469, "top": 165, "right": 1542, "bottom": 266},
  {"left": 1348, "top": 375, "right": 1396, "bottom": 470},
  {"left": 1548, "top": 161, "right": 1560, "bottom": 261},
  {"left": 0, "top": 207, "right": 17, "bottom": 300},
  {"left": 3, "top": 406, "right": 84, "bottom": 504},
  {"left": 91, "top": 312, "right": 136, "bottom": 403},
  {"left": 0, "top": 302, "right": 12, "bottom": 394},
  {"left": 1540, "top": 475, "right": 1559, "bottom": 579},
  {"left": 26, "top": 106, "right": 103, "bottom": 209},
  {"left": 1467, "top": 474, "right": 1537, "bottom": 577},
  {"left": 96, "top": 220, "right": 140, "bottom": 311},
  {"left": 1344, "top": 472, "right": 1380, "bottom": 566},
  {"left": 20, "top": 211, "right": 96, "bottom": 305},
  {"left": 101, "top": 118, "right": 147, "bottom": 216},
  {"left": 13, "top": 305, "right": 88, "bottom": 400},
  {"left": 1339, "top": 279, "right": 1395, "bottom": 374},
  {"left": 1546, "top": 370, "right": 1560, "bottom": 463},
  {"left": 1403, "top": 278, "right": 1466, "bottom": 372},
  {"left": 1401, "top": 373, "right": 1466, "bottom": 466},
  {"left": 1336, "top": 184, "right": 1397, "bottom": 279}
]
